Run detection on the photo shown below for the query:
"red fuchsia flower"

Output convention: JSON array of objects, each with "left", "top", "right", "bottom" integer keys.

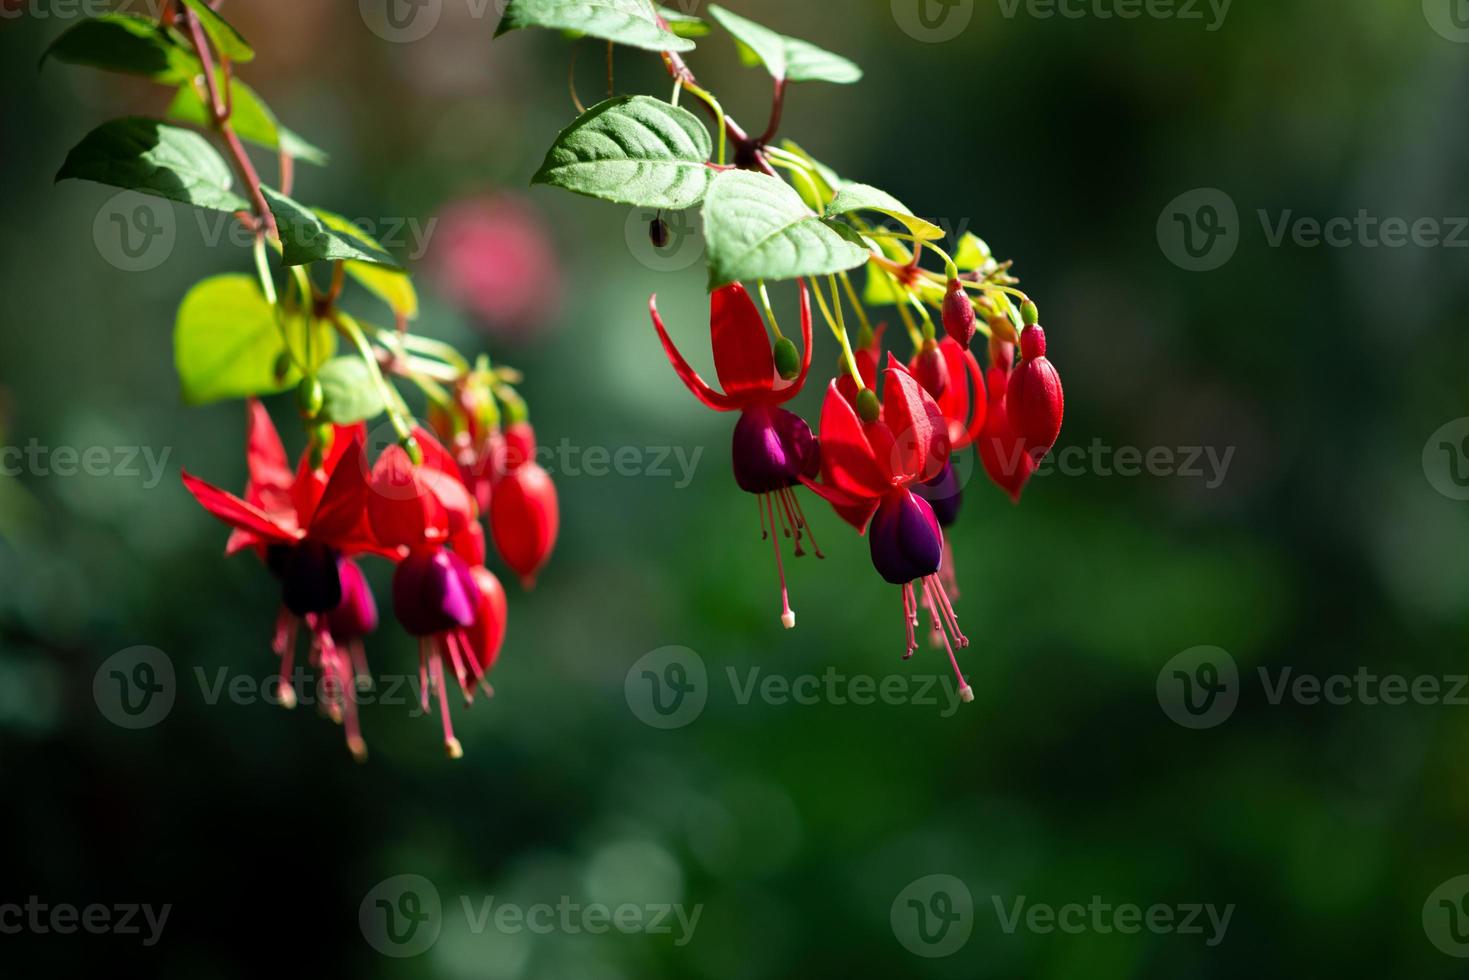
[
  {"left": 490, "top": 457, "right": 559, "bottom": 589},
  {"left": 428, "top": 194, "right": 560, "bottom": 339},
  {"left": 649, "top": 282, "right": 821, "bottom": 629},
  {"left": 367, "top": 427, "right": 503, "bottom": 759},
  {"left": 1006, "top": 322, "right": 1065, "bottom": 462},
  {"left": 978, "top": 340, "right": 1037, "bottom": 503},
  {"left": 182, "top": 400, "right": 387, "bottom": 760},
  {"left": 428, "top": 381, "right": 506, "bottom": 516},
  {"left": 910, "top": 337, "right": 988, "bottom": 599},
  {"left": 802, "top": 355, "right": 973, "bottom": 701}
]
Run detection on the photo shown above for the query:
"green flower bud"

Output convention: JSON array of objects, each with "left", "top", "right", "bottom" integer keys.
[
  {"left": 857, "top": 388, "right": 881, "bottom": 424},
  {"left": 773, "top": 338, "right": 801, "bottom": 381},
  {"left": 297, "top": 377, "right": 324, "bottom": 419}
]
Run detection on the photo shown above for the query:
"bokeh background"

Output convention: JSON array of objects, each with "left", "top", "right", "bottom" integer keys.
[{"left": 3, "top": 0, "right": 1469, "bottom": 976}]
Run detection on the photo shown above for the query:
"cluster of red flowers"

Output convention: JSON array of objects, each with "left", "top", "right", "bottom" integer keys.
[
  {"left": 181, "top": 399, "right": 558, "bottom": 761},
  {"left": 651, "top": 283, "right": 1064, "bottom": 701}
]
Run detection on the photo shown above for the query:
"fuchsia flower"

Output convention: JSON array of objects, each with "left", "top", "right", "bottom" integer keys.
[
  {"left": 183, "top": 404, "right": 513, "bottom": 761},
  {"left": 802, "top": 356, "right": 973, "bottom": 701},
  {"left": 978, "top": 340, "right": 1038, "bottom": 503},
  {"left": 182, "top": 401, "right": 384, "bottom": 759},
  {"left": 650, "top": 282, "right": 820, "bottom": 629},
  {"left": 1006, "top": 323, "right": 1065, "bottom": 462},
  {"left": 911, "top": 336, "right": 988, "bottom": 600},
  {"left": 367, "top": 427, "right": 505, "bottom": 759}
]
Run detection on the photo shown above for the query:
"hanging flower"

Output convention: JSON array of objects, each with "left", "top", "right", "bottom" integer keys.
[{"left": 650, "top": 282, "right": 823, "bottom": 628}]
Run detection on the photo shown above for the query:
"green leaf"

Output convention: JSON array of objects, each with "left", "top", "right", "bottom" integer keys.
[
  {"left": 167, "top": 74, "right": 329, "bottom": 166},
  {"left": 658, "top": 6, "right": 709, "bottom": 37},
  {"left": 261, "top": 188, "right": 402, "bottom": 269},
  {"left": 532, "top": 95, "right": 713, "bottom": 209},
  {"left": 496, "top": 0, "right": 695, "bottom": 52},
  {"left": 315, "top": 211, "right": 419, "bottom": 318},
  {"left": 778, "top": 139, "right": 844, "bottom": 211},
  {"left": 825, "top": 183, "right": 944, "bottom": 241},
  {"left": 41, "top": 14, "right": 200, "bottom": 83},
  {"left": 316, "top": 357, "right": 386, "bottom": 425},
  {"left": 174, "top": 274, "right": 331, "bottom": 405},
  {"left": 953, "top": 232, "right": 993, "bottom": 272},
  {"left": 278, "top": 126, "right": 329, "bottom": 166},
  {"left": 55, "top": 117, "right": 249, "bottom": 214},
  {"left": 177, "top": 0, "right": 254, "bottom": 63},
  {"left": 702, "top": 170, "right": 870, "bottom": 288},
  {"left": 707, "top": 5, "right": 861, "bottom": 84}
]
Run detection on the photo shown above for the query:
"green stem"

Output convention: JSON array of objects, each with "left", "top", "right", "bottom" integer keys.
[
  {"left": 810, "top": 276, "right": 862, "bottom": 389},
  {"left": 756, "top": 281, "right": 784, "bottom": 341},
  {"left": 335, "top": 311, "right": 411, "bottom": 442}
]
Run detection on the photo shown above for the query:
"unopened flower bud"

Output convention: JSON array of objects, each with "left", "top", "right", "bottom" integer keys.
[
  {"left": 1006, "top": 325, "right": 1064, "bottom": 461},
  {"left": 914, "top": 339, "right": 949, "bottom": 399},
  {"left": 988, "top": 313, "right": 1018, "bottom": 346},
  {"left": 773, "top": 337, "right": 801, "bottom": 381},
  {"left": 942, "top": 278, "right": 977, "bottom": 349},
  {"left": 297, "top": 377, "right": 324, "bottom": 419}
]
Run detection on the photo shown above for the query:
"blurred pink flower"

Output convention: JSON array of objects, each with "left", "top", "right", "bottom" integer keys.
[{"left": 428, "top": 195, "right": 560, "bottom": 340}]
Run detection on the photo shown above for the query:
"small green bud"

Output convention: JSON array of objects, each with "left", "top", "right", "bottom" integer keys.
[
  {"left": 273, "top": 352, "right": 293, "bottom": 383},
  {"left": 1021, "top": 300, "right": 1039, "bottom": 326},
  {"left": 773, "top": 338, "right": 801, "bottom": 381},
  {"left": 402, "top": 434, "right": 424, "bottom": 466},
  {"left": 309, "top": 423, "right": 334, "bottom": 471},
  {"left": 297, "top": 377, "right": 324, "bottom": 419},
  {"left": 856, "top": 388, "right": 881, "bottom": 424}
]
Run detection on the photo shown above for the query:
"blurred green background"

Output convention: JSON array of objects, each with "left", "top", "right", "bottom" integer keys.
[{"left": 3, "top": 0, "right": 1469, "bottom": 976}]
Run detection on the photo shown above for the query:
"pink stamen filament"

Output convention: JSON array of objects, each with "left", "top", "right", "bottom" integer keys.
[
  {"left": 921, "top": 577, "right": 973, "bottom": 702},
  {"left": 762, "top": 493, "right": 795, "bottom": 629},
  {"left": 785, "top": 488, "right": 824, "bottom": 559},
  {"left": 429, "top": 644, "right": 464, "bottom": 759},
  {"left": 775, "top": 489, "right": 804, "bottom": 555},
  {"left": 272, "top": 607, "right": 299, "bottom": 709}
]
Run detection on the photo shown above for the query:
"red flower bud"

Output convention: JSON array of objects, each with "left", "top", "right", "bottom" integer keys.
[
  {"left": 467, "top": 565, "right": 508, "bottom": 674},
  {"left": 1005, "top": 325, "right": 1064, "bottom": 461},
  {"left": 942, "top": 279, "right": 977, "bottom": 349},
  {"left": 913, "top": 339, "right": 950, "bottom": 400},
  {"left": 490, "top": 462, "right": 559, "bottom": 588},
  {"left": 504, "top": 420, "right": 537, "bottom": 472}
]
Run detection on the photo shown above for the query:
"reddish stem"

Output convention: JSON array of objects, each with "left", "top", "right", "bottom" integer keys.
[
  {"left": 658, "top": 46, "right": 776, "bottom": 177},
  {"left": 184, "top": 11, "right": 278, "bottom": 240},
  {"left": 759, "top": 79, "right": 787, "bottom": 146}
]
